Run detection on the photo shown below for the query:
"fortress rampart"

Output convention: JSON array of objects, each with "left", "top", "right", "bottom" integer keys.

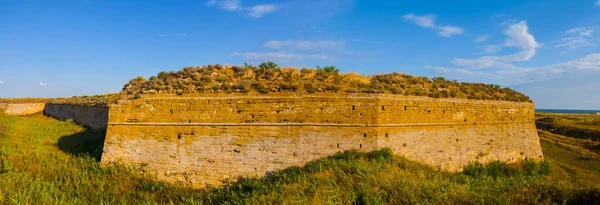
[
  {"left": 43, "top": 104, "right": 108, "bottom": 130},
  {"left": 100, "top": 93, "right": 543, "bottom": 188},
  {"left": 1, "top": 103, "right": 46, "bottom": 116}
]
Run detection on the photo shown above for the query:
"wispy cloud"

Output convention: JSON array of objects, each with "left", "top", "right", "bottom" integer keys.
[
  {"left": 432, "top": 20, "right": 600, "bottom": 87},
  {"left": 402, "top": 13, "right": 464, "bottom": 37},
  {"left": 264, "top": 40, "right": 345, "bottom": 50},
  {"left": 206, "top": 0, "right": 241, "bottom": 11},
  {"left": 232, "top": 52, "right": 336, "bottom": 61},
  {"left": 430, "top": 20, "right": 553, "bottom": 86},
  {"left": 450, "top": 21, "right": 539, "bottom": 70},
  {"left": 435, "top": 53, "right": 600, "bottom": 85},
  {"left": 206, "top": 0, "right": 276, "bottom": 18},
  {"left": 554, "top": 27, "right": 595, "bottom": 50},
  {"left": 477, "top": 45, "right": 502, "bottom": 54},
  {"left": 597, "top": 0, "right": 600, "bottom": 6},
  {"left": 247, "top": 4, "right": 276, "bottom": 18},
  {"left": 39, "top": 82, "right": 48, "bottom": 86},
  {"left": 0, "top": 80, "right": 4, "bottom": 84},
  {"left": 474, "top": 34, "right": 491, "bottom": 43}
]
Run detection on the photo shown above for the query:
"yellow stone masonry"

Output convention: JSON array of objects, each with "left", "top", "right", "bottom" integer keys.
[
  {"left": 1, "top": 103, "right": 46, "bottom": 116},
  {"left": 101, "top": 93, "right": 542, "bottom": 188}
]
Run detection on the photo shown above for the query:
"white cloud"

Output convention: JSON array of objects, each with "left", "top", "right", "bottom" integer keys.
[
  {"left": 474, "top": 35, "right": 491, "bottom": 43},
  {"left": 264, "top": 40, "right": 345, "bottom": 50},
  {"left": 247, "top": 4, "right": 276, "bottom": 18},
  {"left": 39, "top": 82, "right": 48, "bottom": 86},
  {"left": 207, "top": 0, "right": 241, "bottom": 11},
  {"left": 0, "top": 80, "right": 4, "bottom": 84},
  {"left": 451, "top": 21, "right": 539, "bottom": 69},
  {"left": 402, "top": 13, "right": 464, "bottom": 37},
  {"left": 436, "top": 53, "right": 600, "bottom": 85},
  {"left": 232, "top": 52, "right": 336, "bottom": 61},
  {"left": 207, "top": 0, "right": 277, "bottom": 18},
  {"left": 500, "top": 19, "right": 517, "bottom": 26},
  {"left": 504, "top": 21, "right": 540, "bottom": 50},
  {"left": 597, "top": 0, "right": 600, "bottom": 6},
  {"left": 402, "top": 13, "right": 435, "bottom": 28},
  {"left": 555, "top": 27, "right": 594, "bottom": 50},
  {"left": 438, "top": 26, "right": 464, "bottom": 37},
  {"left": 478, "top": 45, "right": 502, "bottom": 54}
]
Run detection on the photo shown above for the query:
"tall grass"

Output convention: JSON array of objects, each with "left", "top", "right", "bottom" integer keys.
[{"left": 1, "top": 113, "right": 599, "bottom": 204}]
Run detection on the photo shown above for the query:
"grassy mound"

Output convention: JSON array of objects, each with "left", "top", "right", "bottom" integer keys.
[
  {"left": 1, "top": 113, "right": 598, "bottom": 204},
  {"left": 121, "top": 62, "right": 530, "bottom": 102}
]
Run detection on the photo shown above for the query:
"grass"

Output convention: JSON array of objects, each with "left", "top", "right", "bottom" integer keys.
[
  {"left": 1, "top": 113, "right": 599, "bottom": 204},
  {"left": 536, "top": 113, "right": 600, "bottom": 141}
]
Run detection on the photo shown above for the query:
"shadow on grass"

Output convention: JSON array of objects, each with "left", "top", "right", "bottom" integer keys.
[{"left": 57, "top": 128, "right": 106, "bottom": 161}]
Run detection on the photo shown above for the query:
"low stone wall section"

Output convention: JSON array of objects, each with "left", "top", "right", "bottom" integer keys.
[{"left": 3, "top": 103, "right": 46, "bottom": 115}]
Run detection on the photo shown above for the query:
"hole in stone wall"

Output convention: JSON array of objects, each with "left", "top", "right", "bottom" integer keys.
[
  {"left": 337, "top": 144, "right": 340, "bottom": 148},
  {"left": 189, "top": 120, "right": 192, "bottom": 123},
  {"left": 170, "top": 110, "right": 173, "bottom": 114},
  {"left": 178, "top": 134, "right": 182, "bottom": 140},
  {"left": 428, "top": 110, "right": 431, "bottom": 113},
  {"left": 385, "top": 133, "right": 388, "bottom": 137},
  {"left": 363, "top": 133, "right": 367, "bottom": 137},
  {"left": 360, "top": 144, "right": 363, "bottom": 148},
  {"left": 404, "top": 106, "right": 407, "bottom": 111},
  {"left": 382, "top": 106, "right": 385, "bottom": 110},
  {"left": 121, "top": 110, "right": 124, "bottom": 113},
  {"left": 352, "top": 105, "right": 355, "bottom": 110}
]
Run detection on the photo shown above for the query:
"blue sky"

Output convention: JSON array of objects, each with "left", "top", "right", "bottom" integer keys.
[{"left": 1, "top": 0, "right": 599, "bottom": 109}]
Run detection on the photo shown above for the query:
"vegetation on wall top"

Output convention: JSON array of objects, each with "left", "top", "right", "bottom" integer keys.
[
  {"left": 0, "top": 93, "right": 119, "bottom": 106},
  {"left": 121, "top": 62, "right": 531, "bottom": 102}
]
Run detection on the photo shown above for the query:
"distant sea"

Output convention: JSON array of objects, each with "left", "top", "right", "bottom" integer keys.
[{"left": 536, "top": 109, "right": 600, "bottom": 114}]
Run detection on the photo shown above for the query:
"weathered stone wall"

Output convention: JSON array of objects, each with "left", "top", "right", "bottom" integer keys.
[
  {"left": 3, "top": 103, "right": 46, "bottom": 115},
  {"left": 43, "top": 104, "right": 109, "bottom": 130},
  {"left": 101, "top": 93, "right": 543, "bottom": 188},
  {"left": 0, "top": 103, "right": 6, "bottom": 110}
]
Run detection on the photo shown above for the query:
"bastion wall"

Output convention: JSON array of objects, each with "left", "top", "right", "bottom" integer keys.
[
  {"left": 100, "top": 93, "right": 543, "bottom": 188},
  {"left": 43, "top": 104, "right": 109, "bottom": 130}
]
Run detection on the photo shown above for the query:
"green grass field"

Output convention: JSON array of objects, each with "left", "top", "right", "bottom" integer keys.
[{"left": 1, "top": 113, "right": 599, "bottom": 204}]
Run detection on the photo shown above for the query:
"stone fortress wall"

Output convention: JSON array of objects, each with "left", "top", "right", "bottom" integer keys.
[
  {"left": 43, "top": 104, "right": 109, "bottom": 130},
  {"left": 100, "top": 93, "right": 543, "bottom": 188},
  {"left": 1, "top": 103, "right": 46, "bottom": 115}
]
